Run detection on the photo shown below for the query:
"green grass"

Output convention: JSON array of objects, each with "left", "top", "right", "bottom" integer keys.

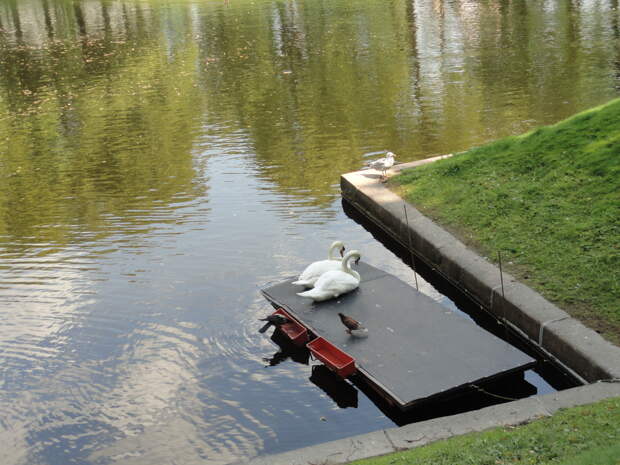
[
  {"left": 392, "top": 98, "right": 620, "bottom": 343},
  {"left": 558, "top": 443, "right": 620, "bottom": 465},
  {"left": 349, "top": 397, "right": 620, "bottom": 465}
]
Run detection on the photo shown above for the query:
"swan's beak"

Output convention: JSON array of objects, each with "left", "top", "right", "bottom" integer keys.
[
  {"left": 354, "top": 256, "right": 360, "bottom": 265},
  {"left": 340, "top": 246, "right": 346, "bottom": 257}
]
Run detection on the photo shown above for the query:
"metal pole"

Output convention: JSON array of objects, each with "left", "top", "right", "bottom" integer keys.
[
  {"left": 498, "top": 250, "right": 507, "bottom": 333},
  {"left": 498, "top": 250, "right": 505, "bottom": 299},
  {"left": 403, "top": 204, "right": 419, "bottom": 291}
]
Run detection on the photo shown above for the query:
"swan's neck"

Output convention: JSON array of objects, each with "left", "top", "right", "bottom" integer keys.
[
  {"left": 328, "top": 244, "right": 337, "bottom": 260},
  {"left": 328, "top": 243, "right": 342, "bottom": 260},
  {"left": 341, "top": 255, "right": 361, "bottom": 281}
]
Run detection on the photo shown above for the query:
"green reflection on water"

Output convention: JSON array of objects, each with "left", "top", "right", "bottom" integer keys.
[
  {"left": 0, "top": 0, "right": 619, "bottom": 247},
  {"left": 0, "top": 1, "right": 208, "bottom": 248}
]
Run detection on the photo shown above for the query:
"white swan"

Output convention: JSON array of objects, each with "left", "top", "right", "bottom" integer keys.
[
  {"left": 292, "top": 241, "right": 346, "bottom": 288},
  {"left": 296, "top": 250, "right": 361, "bottom": 302}
]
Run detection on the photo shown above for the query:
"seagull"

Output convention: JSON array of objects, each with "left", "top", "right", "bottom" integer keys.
[
  {"left": 258, "top": 314, "right": 290, "bottom": 333},
  {"left": 338, "top": 313, "right": 369, "bottom": 338},
  {"left": 367, "top": 151, "right": 396, "bottom": 181}
]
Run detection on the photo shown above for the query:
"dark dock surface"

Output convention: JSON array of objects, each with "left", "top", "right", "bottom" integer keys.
[{"left": 262, "top": 262, "right": 535, "bottom": 408}]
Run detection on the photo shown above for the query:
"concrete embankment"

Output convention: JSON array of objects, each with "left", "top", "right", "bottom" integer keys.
[
  {"left": 237, "top": 156, "right": 620, "bottom": 465},
  {"left": 341, "top": 157, "right": 620, "bottom": 384}
]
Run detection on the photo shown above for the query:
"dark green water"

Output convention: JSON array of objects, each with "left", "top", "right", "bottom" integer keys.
[{"left": 0, "top": 0, "right": 618, "bottom": 464}]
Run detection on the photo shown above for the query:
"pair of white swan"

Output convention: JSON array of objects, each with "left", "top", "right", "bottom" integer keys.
[
  {"left": 292, "top": 241, "right": 345, "bottom": 287},
  {"left": 294, "top": 241, "right": 361, "bottom": 302}
]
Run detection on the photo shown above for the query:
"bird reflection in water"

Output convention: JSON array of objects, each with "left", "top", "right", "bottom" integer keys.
[
  {"left": 263, "top": 329, "right": 310, "bottom": 367},
  {"left": 264, "top": 330, "right": 359, "bottom": 409}
]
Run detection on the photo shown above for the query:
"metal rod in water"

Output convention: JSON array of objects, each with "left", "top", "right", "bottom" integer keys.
[{"left": 403, "top": 204, "right": 419, "bottom": 291}]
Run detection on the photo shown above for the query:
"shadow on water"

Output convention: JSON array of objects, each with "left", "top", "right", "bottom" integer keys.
[
  {"left": 266, "top": 330, "right": 310, "bottom": 367},
  {"left": 310, "top": 365, "right": 359, "bottom": 410},
  {"left": 350, "top": 371, "right": 537, "bottom": 427}
]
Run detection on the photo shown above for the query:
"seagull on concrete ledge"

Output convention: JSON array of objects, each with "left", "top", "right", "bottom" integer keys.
[
  {"left": 338, "top": 313, "right": 369, "bottom": 338},
  {"left": 366, "top": 151, "right": 396, "bottom": 181}
]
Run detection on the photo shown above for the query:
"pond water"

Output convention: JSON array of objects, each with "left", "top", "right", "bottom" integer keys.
[{"left": 0, "top": 0, "right": 618, "bottom": 464}]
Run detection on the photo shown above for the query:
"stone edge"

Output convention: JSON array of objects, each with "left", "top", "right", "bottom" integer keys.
[{"left": 235, "top": 382, "right": 620, "bottom": 465}]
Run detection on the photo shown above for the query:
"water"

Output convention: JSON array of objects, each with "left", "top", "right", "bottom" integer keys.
[{"left": 0, "top": 0, "right": 618, "bottom": 463}]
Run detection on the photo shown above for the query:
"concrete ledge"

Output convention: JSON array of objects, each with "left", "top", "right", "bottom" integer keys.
[
  {"left": 538, "top": 381, "right": 620, "bottom": 414},
  {"left": 492, "top": 281, "right": 570, "bottom": 345},
  {"left": 340, "top": 161, "right": 620, "bottom": 383},
  {"left": 385, "top": 396, "right": 548, "bottom": 450},
  {"left": 237, "top": 382, "right": 620, "bottom": 465},
  {"left": 387, "top": 382, "right": 620, "bottom": 451},
  {"left": 233, "top": 430, "right": 394, "bottom": 465},
  {"left": 543, "top": 318, "right": 620, "bottom": 381}
]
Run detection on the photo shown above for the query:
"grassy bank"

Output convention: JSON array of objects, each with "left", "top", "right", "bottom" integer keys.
[
  {"left": 349, "top": 397, "right": 620, "bottom": 465},
  {"left": 392, "top": 98, "right": 620, "bottom": 343}
]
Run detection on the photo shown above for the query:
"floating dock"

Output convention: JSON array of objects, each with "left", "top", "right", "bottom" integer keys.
[{"left": 262, "top": 262, "right": 535, "bottom": 410}]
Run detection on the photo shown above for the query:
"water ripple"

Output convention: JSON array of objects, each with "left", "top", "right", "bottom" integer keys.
[{"left": 0, "top": 0, "right": 615, "bottom": 463}]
